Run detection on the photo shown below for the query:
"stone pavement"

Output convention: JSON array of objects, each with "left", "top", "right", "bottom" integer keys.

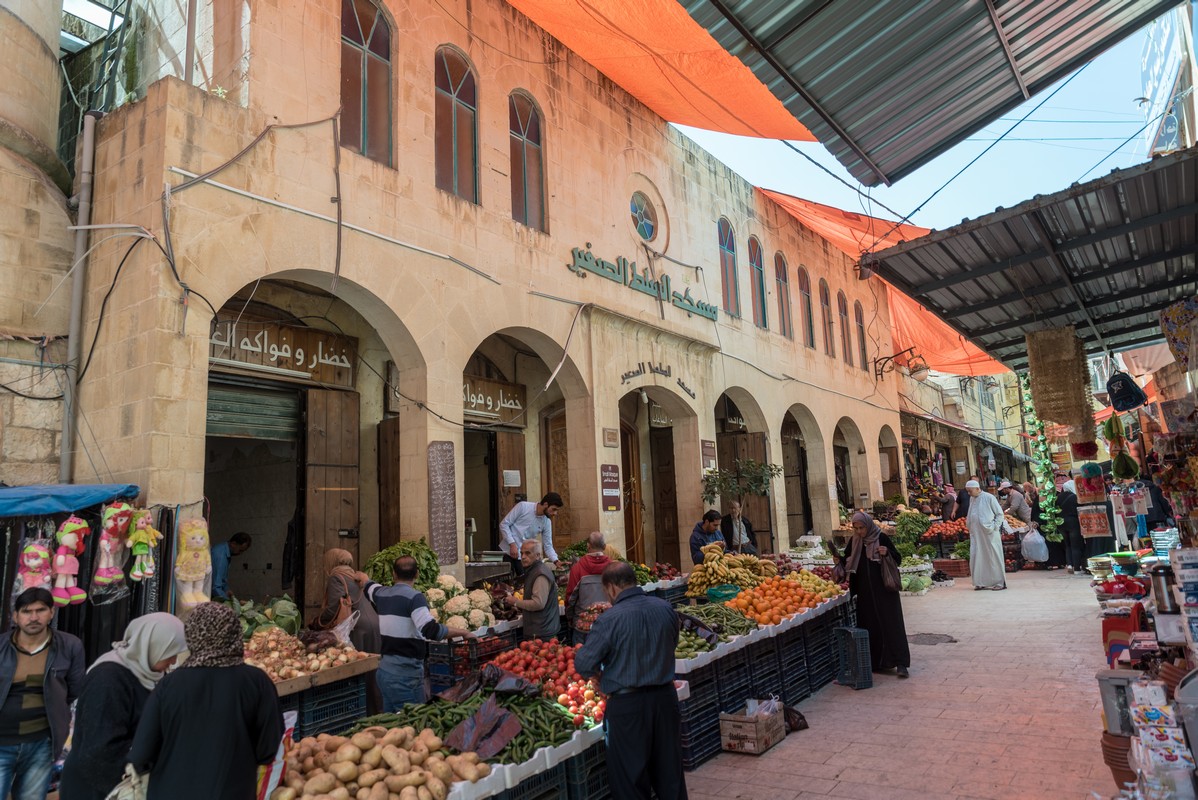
[{"left": 687, "top": 569, "right": 1114, "bottom": 800}]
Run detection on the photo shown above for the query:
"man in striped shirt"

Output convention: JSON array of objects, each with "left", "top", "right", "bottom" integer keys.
[{"left": 362, "top": 557, "right": 472, "bottom": 711}]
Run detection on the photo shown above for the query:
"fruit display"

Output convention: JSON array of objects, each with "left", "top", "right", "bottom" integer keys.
[
  {"left": 952, "top": 541, "right": 971, "bottom": 560},
  {"left": 899, "top": 556, "right": 931, "bottom": 569},
  {"left": 726, "top": 572, "right": 842, "bottom": 625},
  {"left": 268, "top": 727, "right": 487, "bottom": 800},
  {"left": 556, "top": 679, "right": 606, "bottom": 726},
  {"left": 686, "top": 543, "right": 778, "bottom": 596},
  {"left": 573, "top": 603, "right": 609, "bottom": 632},
  {"left": 923, "top": 518, "right": 967, "bottom": 541},
  {"left": 1004, "top": 514, "right": 1027, "bottom": 530},
  {"left": 487, "top": 639, "right": 582, "bottom": 700},
  {"left": 805, "top": 564, "right": 847, "bottom": 590},
  {"left": 764, "top": 553, "right": 804, "bottom": 575},
  {"left": 424, "top": 576, "right": 496, "bottom": 631},
  {"left": 363, "top": 538, "right": 441, "bottom": 589},
  {"left": 224, "top": 595, "right": 302, "bottom": 639},
  {"left": 675, "top": 628, "right": 721, "bottom": 659},
  {"left": 243, "top": 627, "right": 372, "bottom": 683},
  {"left": 677, "top": 602, "right": 756, "bottom": 637},
  {"left": 650, "top": 562, "right": 681, "bottom": 581}
]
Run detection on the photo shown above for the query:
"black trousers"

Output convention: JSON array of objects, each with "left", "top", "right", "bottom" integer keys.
[{"left": 605, "top": 685, "right": 688, "bottom": 800}]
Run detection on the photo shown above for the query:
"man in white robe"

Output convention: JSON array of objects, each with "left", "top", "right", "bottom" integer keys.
[{"left": 966, "top": 479, "right": 1006, "bottom": 590}]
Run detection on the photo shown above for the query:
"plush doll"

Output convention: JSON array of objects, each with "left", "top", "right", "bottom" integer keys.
[
  {"left": 94, "top": 502, "right": 134, "bottom": 586},
  {"left": 128, "top": 509, "right": 164, "bottom": 580},
  {"left": 175, "top": 517, "right": 212, "bottom": 605},
  {"left": 52, "top": 516, "right": 90, "bottom": 606},
  {"left": 15, "top": 543, "right": 52, "bottom": 595}
]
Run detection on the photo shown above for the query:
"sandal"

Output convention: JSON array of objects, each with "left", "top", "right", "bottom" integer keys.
[{"left": 991, "top": 585, "right": 1007, "bottom": 591}]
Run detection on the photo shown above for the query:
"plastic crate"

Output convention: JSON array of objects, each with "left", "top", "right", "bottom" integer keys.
[
  {"left": 715, "top": 650, "right": 753, "bottom": 713},
  {"left": 834, "top": 627, "right": 872, "bottom": 690},
  {"left": 296, "top": 677, "right": 367, "bottom": 738},
  {"left": 497, "top": 761, "right": 568, "bottom": 800},
  {"left": 658, "top": 583, "right": 688, "bottom": 605},
  {"left": 681, "top": 723, "right": 723, "bottom": 771},
  {"left": 565, "top": 741, "right": 609, "bottom": 800},
  {"left": 751, "top": 664, "right": 783, "bottom": 698},
  {"left": 746, "top": 638, "right": 780, "bottom": 674},
  {"left": 429, "top": 629, "right": 520, "bottom": 677}
]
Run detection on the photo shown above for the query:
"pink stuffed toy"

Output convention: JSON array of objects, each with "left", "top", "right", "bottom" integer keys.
[
  {"left": 94, "top": 502, "right": 133, "bottom": 586},
  {"left": 52, "top": 516, "right": 90, "bottom": 606},
  {"left": 15, "top": 543, "right": 52, "bottom": 595}
]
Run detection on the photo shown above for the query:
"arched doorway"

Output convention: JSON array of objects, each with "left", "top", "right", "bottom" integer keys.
[
  {"left": 781, "top": 405, "right": 825, "bottom": 545},
  {"left": 879, "top": 424, "right": 902, "bottom": 502},
  {"left": 832, "top": 417, "right": 870, "bottom": 512},
  {"left": 713, "top": 389, "right": 774, "bottom": 552}
]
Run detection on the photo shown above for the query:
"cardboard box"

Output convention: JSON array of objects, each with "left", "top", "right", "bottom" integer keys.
[{"left": 719, "top": 703, "right": 786, "bottom": 756}]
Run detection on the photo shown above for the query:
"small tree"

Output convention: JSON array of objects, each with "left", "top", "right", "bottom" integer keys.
[{"left": 700, "top": 457, "right": 784, "bottom": 507}]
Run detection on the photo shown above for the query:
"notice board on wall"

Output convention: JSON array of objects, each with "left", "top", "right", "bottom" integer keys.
[{"left": 427, "top": 441, "right": 458, "bottom": 565}]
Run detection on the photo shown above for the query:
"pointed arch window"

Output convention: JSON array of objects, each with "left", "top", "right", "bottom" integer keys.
[
  {"left": 855, "top": 301, "right": 868, "bottom": 371},
  {"left": 435, "top": 48, "right": 478, "bottom": 202},
  {"left": 748, "top": 237, "right": 767, "bottom": 328},
  {"left": 798, "top": 268, "right": 814, "bottom": 348},
  {"left": 341, "top": 0, "right": 391, "bottom": 165},
  {"left": 509, "top": 93, "right": 544, "bottom": 230},
  {"left": 718, "top": 218, "right": 740, "bottom": 317},
  {"left": 838, "top": 291, "right": 853, "bottom": 367},
  {"left": 775, "top": 253, "right": 792, "bottom": 339},
  {"left": 819, "top": 279, "right": 834, "bottom": 357}
]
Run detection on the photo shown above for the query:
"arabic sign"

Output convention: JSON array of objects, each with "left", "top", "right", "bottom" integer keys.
[
  {"left": 463, "top": 376, "right": 527, "bottom": 427},
  {"left": 701, "top": 440, "right": 717, "bottom": 471},
  {"left": 567, "top": 244, "right": 719, "bottom": 321},
  {"left": 427, "top": 441, "right": 458, "bottom": 565},
  {"left": 600, "top": 464, "right": 621, "bottom": 512},
  {"left": 620, "top": 361, "right": 697, "bottom": 400},
  {"left": 209, "top": 316, "right": 357, "bottom": 388}
]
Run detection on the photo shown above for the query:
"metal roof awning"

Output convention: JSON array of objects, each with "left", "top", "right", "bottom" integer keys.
[
  {"left": 864, "top": 145, "right": 1198, "bottom": 371},
  {"left": 681, "top": 0, "right": 1179, "bottom": 186}
]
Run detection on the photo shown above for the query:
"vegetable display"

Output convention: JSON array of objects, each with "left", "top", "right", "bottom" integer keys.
[
  {"left": 573, "top": 603, "right": 609, "bottom": 632},
  {"left": 487, "top": 640, "right": 582, "bottom": 700},
  {"left": 269, "top": 726, "right": 488, "bottom": 800},
  {"left": 650, "top": 562, "right": 681, "bottom": 580},
  {"left": 555, "top": 679, "right": 606, "bottom": 726},
  {"left": 224, "top": 595, "right": 302, "bottom": 639},
  {"left": 483, "top": 582, "right": 520, "bottom": 622},
  {"left": 923, "top": 519, "right": 967, "bottom": 541},
  {"left": 424, "top": 576, "right": 496, "bottom": 631},
  {"left": 686, "top": 544, "right": 778, "bottom": 596},
  {"left": 726, "top": 572, "right": 841, "bottom": 625},
  {"left": 363, "top": 539, "right": 440, "bottom": 590},
  {"left": 675, "top": 628, "right": 720, "bottom": 659},
  {"left": 244, "top": 628, "right": 372, "bottom": 683},
  {"left": 893, "top": 511, "right": 931, "bottom": 546},
  {"left": 901, "top": 575, "right": 933, "bottom": 592},
  {"left": 676, "top": 602, "right": 756, "bottom": 637}
]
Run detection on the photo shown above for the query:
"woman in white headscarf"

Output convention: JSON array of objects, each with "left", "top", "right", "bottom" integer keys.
[
  {"left": 966, "top": 480, "right": 1007, "bottom": 590},
  {"left": 59, "top": 613, "right": 187, "bottom": 800},
  {"left": 1058, "top": 480, "right": 1085, "bottom": 574}
]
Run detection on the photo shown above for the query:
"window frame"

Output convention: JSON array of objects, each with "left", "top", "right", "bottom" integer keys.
[
  {"left": 718, "top": 218, "right": 740, "bottom": 318},
  {"left": 837, "top": 291, "right": 853, "bottom": 367},
  {"left": 775, "top": 253, "right": 792, "bottom": 340},
  {"left": 798, "top": 267, "right": 814, "bottom": 348},
  {"left": 854, "top": 300, "right": 868, "bottom": 371},
  {"left": 434, "top": 46, "right": 479, "bottom": 203},
  {"left": 340, "top": 0, "right": 392, "bottom": 166},
  {"left": 508, "top": 91, "right": 545, "bottom": 230},
  {"left": 748, "top": 237, "right": 767, "bottom": 329},
  {"left": 819, "top": 279, "right": 835, "bottom": 357}
]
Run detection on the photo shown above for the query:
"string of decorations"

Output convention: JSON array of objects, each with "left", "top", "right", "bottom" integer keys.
[{"left": 1022, "top": 373, "right": 1063, "bottom": 542}]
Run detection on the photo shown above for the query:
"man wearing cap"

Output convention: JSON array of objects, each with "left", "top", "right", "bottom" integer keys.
[
  {"left": 998, "top": 480, "right": 1032, "bottom": 525},
  {"left": 966, "top": 480, "right": 1006, "bottom": 590}
]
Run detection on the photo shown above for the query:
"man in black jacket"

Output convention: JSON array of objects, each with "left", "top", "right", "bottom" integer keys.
[
  {"left": 720, "top": 501, "right": 759, "bottom": 555},
  {"left": 0, "top": 588, "right": 85, "bottom": 800}
]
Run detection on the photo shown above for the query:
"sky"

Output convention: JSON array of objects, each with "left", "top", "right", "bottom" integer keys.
[{"left": 674, "top": 20, "right": 1162, "bottom": 233}]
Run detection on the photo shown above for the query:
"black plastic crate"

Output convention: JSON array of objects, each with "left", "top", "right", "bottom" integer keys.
[
  {"left": 681, "top": 724, "right": 722, "bottom": 771},
  {"left": 783, "top": 677, "right": 811, "bottom": 706},
  {"left": 717, "top": 672, "right": 753, "bottom": 714},
  {"left": 428, "top": 629, "right": 520, "bottom": 677},
  {"left": 834, "top": 627, "right": 872, "bottom": 690},
  {"left": 497, "top": 761, "right": 569, "bottom": 800},
  {"left": 715, "top": 648, "right": 751, "bottom": 688},
  {"left": 746, "top": 638, "right": 780, "bottom": 673},
  {"left": 296, "top": 677, "right": 367, "bottom": 738},
  {"left": 429, "top": 671, "right": 463, "bottom": 694},
  {"left": 565, "top": 742, "right": 609, "bottom": 800},
  {"left": 679, "top": 694, "right": 720, "bottom": 740},
  {"left": 658, "top": 583, "right": 688, "bottom": 605}
]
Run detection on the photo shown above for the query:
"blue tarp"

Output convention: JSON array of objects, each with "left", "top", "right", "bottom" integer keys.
[{"left": 0, "top": 484, "right": 140, "bottom": 518}]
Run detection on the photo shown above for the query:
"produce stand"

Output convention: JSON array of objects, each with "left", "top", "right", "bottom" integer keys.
[{"left": 274, "top": 655, "right": 380, "bottom": 739}]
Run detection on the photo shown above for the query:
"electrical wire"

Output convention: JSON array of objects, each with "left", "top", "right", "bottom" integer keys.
[
  {"left": 0, "top": 379, "right": 63, "bottom": 401},
  {"left": 1074, "top": 84, "right": 1196, "bottom": 183},
  {"left": 75, "top": 237, "right": 145, "bottom": 384}
]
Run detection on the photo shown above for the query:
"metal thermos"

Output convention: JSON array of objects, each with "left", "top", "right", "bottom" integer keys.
[{"left": 1151, "top": 563, "right": 1179, "bottom": 614}]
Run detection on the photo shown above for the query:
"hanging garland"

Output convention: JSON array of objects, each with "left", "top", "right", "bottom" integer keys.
[{"left": 1022, "top": 373, "right": 1063, "bottom": 542}]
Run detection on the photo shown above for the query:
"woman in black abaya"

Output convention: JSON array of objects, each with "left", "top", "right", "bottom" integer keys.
[{"left": 834, "top": 512, "right": 911, "bottom": 678}]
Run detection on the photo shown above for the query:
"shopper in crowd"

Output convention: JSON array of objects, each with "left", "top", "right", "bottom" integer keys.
[
  {"left": 317, "top": 548, "right": 381, "bottom": 712},
  {"left": 210, "top": 531, "right": 252, "bottom": 599},
  {"left": 575, "top": 562, "right": 687, "bottom": 800},
  {"left": 941, "top": 485, "right": 957, "bottom": 520},
  {"left": 505, "top": 540, "right": 561, "bottom": 641},
  {"left": 966, "top": 479, "right": 1006, "bottom": 590},
  {"left": 720, "top": 500, "right": 758, "bottom": 555},
  {"left": 128, "top": 602, "right": 283, "bottom": 800},
  {"left": 1027, "top": 482, "right": 1065, "bottom": 569},
  {"left": 1059, "top": 480, "right": 1085, "bottom": 574},
  {"left": 362, "top": 556, "right": 472, "bottom": 710},
  {"left": 499, "top": 493, "right": 563, "bottom": 576},
  {"left": 566, "top": 533, "right": 613, "bottom": 646},
  {"left": 833, "top": 512, "right": 911, "bottom": 678},
  {"left": 59, "top": 613, "right": 187, "bottom": 800},
  {"left": 952, "top": 482, "right": 972, "bottom": 521},
  {"left": 566, "top": 532, "right": 612, "bottom": 603},
  {"left": 1143, "top": 474, "right": 1176, "bottom": 533},
  {"left": 0, "top": 588, "right": 85, "bottom": 800},
  {"left": 688, "top": 510, "right": 726, "bottom": 566}
]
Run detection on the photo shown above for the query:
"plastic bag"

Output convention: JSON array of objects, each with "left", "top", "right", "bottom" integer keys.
[
  {"left": 330, "top": 610, "right": 360, "bottom": 646},
  {"left": 783, "top": 705, "right": 808, "bottom": 733},
  {"left": 255, "top": 710, "right": 297, "bottom": 800},
  {"left": 1021, "top": 528, "right": 1049, "bottom": 562}
]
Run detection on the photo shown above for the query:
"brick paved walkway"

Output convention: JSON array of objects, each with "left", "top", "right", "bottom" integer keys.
[{"left": 688, "top": 570, "right": 1114, "bottom": 799}]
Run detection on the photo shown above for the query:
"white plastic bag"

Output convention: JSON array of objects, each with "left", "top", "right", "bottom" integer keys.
[
  {"left": 1021, "top": 528, "right": 1049, "bottom": 562},
  {"left": 331, "top": 610, "right": 360, "bottom": 646}
]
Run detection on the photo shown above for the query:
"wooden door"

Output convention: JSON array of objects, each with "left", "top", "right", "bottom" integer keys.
[
  {"left": 880, "top": 446, "right": 902, "bottom": 501},
  {"left": 621, "top": 423, "right": 644, "bottom": 564},
  {"left": 833, "top": 445, "right": 852, "bottom": 507},
  {"left": 716, "top": 432, "right": 773, "bottom": 553},
  {"left": 377, "top": 415, "right": 402, "bottom": 549},
  {"left": 495, "top": 431, "right": 526, "bottom": 548},
  {"left": 783, "top": 437, "right": 807, "bottom": 547},
  {"left": 543, "top": 411, "right": 574, "bottom": 554},
  {"left": 305, "top": 389, "right": 360, "bottom": 618},
  {"left": 649, "top": 428, "right": 679, "bottom": 566}
]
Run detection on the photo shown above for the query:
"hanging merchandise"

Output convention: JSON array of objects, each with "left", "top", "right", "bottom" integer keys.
[
  {"left": 128, "top": 509, "right": 163, "bottom": 580},
  {"left": 1025, "top": 326, "right": 1097, "bottom": 459},
  {"left": 1103, "top": 413, "right": 1139, "bottom": 481},
  {"left": 1078, "top": 505, "right": 1112, "bottom": 539},
  {"left": 51, "top": 516, "right": 90, "bottom": 607},
  {"left": 91, "top": 502, "right": 134, "bottom": 606},
  {"left": 1106, "top": 371, "right": 1147, "bottom": 412},
  {"left": 13, "top": 541, "right": 53, "bottom": 597},
  {"left": 1076, "top": 463, "right": 1108, "bottom": 505},
  {"left": 1021, "top": 374, "right": 1063, "bottom": 542},
  {"left": 175, "top": 516, "right": 213, "bottom": 608},
  {"left": 1159, "top": 296, "right": 1198, "bottom": 370}
]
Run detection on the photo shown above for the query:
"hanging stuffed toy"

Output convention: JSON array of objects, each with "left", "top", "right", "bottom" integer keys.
[
  {"left": 94, "top": 502, "right": 133, "bottom": 586},
  {"left": 14, "top": 542, "right": 52, "bottom": 595},
  {"left": 175, "top": 517, "right": 212, "bottom": 606},
  {"left": 128, "top": 509, "right": 163, "bottom": 580},
  {"left": 52, "top": 516, "right": 90, "bottom": 606}
]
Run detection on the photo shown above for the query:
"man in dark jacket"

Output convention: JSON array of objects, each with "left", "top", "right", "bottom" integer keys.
[
  {"left": 0, "top": 587, "right": 86, "bottom": 800},
  {"left": 688, "top": 510, "right": 725, "bottom": 566},
  {"left": 720, "top": 501, "right": 758, "bottom": 555}
]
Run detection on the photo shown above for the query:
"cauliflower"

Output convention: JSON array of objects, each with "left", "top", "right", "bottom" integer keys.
[
  {"left": 444, "top": 595, "right": 472, "bottom": 616},
  {"left": 437, "top": 574, "right": 462, "bottom": 592},
  {"left": 484, "top": 612, "right": 495, "bottom": 626},
  {"left": 468, "top": 589, "right": 492, "bottom": 610},
  {"left": 445, "top": 615, "right": 468, "bottom": 630},
  {"left": 429, "top": 607, "right": 441, "bottom": 622},
  {"left": 425, "top": 588, "right": 447, "bottom": 606},
  {"left": 467, "top": 609, "right": 488, "bottom": 629}
]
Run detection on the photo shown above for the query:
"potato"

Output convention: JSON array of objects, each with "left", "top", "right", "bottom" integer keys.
[
  {"left": 417, "top": 730, "right": 442, "bottom": 752},
  {"left": 360, "top": 746, "right": 383, "bottom": 769},
  {"left": 383, "top": 772, "right": 425, "bottom": 791},
  {"left": 367, "top": 783, "right": 389, "bottom": 800},
  {"left": 357, "top": 768, "right": 387, "bottom": 788},
  {"left": 314, "top": 751, "right": 334, "bottom": 770},
  {"left": 473, "top": 763, "right": 490, "bottom": 778},
  {"left": 325, "top": 736, "right": 348, "bottom": 753},
  {"left": 445, "top": 756, "right": 476, "bottom": 783},
  {"left": 330, "top": 761, "right": 359, "bottom": 783},
  {"left": 407, "top": 743, "right": 429, "bottom": 767},
  {"left": 346, "top": 783, "right": 359, "bottom": 795},
  {"left": 425, "top": 760, "right": 453, "bottom": 785},
  {"left": 459, "top": 753, "right": 479, "bottom": 765},
  {"left": 302, "top": 756, "right": 317, "bottom": 773},
  {"left": 302, "top": 773, "right": 337, "bottom": 796},
  {"left": 334, "top": 743, "right": 363, "bottom": 764},
  {"left": 424, "top": 776, "right": 447, "bottom": 800},
  {"left": 269, "top": 788, "right": 298, "bottom": 800},
  {"left": 398, "top": 789, "right": 419, "bottom": 800},
  {"left": 351, "top": 733, "right": 377, "bottom": 751},
  {"left": 356, "top": 790, "right": 370, "bottom": 800},
  {"left": 316, "top": 733, "right": 331, "bottom": 745},
  {"left": 328, "top": 790, "right": 351, "bottom": 800},
  {"left": 362, "top": 727, "right": 388, "bottom": 738},
  {"left": 417, "top": 786, "right": 433, "bottom": 800},
  {"left": 380, "top": 746, "right": 409, "bottom": 773},
  {"left": 381, "top": 729, "right": 407, "bottom": 748}
]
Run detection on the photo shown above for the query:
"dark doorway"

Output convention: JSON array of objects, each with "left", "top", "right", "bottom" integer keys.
[{"left": 649, "top": 427, "right": 680, "bottom": 566}]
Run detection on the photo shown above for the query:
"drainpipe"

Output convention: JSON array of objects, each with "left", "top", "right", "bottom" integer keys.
[
  {"left": 59, "top": 110, "right": 102, "bottom": 483},
  {"left": 184, "top": 0, "right": 197, "bottom": 84}
]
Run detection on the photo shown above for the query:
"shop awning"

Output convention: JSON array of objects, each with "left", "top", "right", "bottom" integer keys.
[
  {"left": 0, "top": 484, "right": 140, "bottom": 517},
  {"left": 508, "top": 0, "right": 1177, "bottom": 186},
  {"left": 862, "top": 145, "right": 1198, "bottom": 371}
]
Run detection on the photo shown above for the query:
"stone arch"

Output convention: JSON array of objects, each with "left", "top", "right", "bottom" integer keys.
[
  {"left": 832, "top": 416, "right": 870, "bottom": 511},
  {"left": 713, "top": 386, "right": 775, "bottom": 549},
  {"left": 878, "top": 423, "right": 903, "bottom": 502},
  {"left": 781, "top": 403, "right": 832, "bottom": 541}
]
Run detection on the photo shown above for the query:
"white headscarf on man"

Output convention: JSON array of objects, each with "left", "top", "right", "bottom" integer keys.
[{"left": 89, "top": 612, "right": 188, "bottom": 690}]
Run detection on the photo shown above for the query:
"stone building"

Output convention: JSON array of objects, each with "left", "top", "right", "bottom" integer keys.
[{"left": 6, "top": 0, "right": 908, "bottom": 612}]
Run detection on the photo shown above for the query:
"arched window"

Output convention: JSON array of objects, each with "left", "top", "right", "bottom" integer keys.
[
  {"left": 509, "top": 93, "right": 544, "bottom": 230},
  {"left": 341, "top": 0, "right": 391, "bottom": 164},
  {"left": 435, "top": 48, "right": 478, "bottom": 202},
  {"left": 798, "top": 268, "right": 814, "bottom": 348},
  {"left": 855, "top": 301, "right": 868, "bottom": 371},
  {"left": 748, "top": 237, "right": 767, "bottom": 328},
  {"left": 718, "top": 218, "right": 739, "bottom": 317},
  {"left": 775, "top": 253, "right": 792, "bottom": 340},
  {"left": 837, "top": 291, "right": 853, "bottom": 367},
  {"left": 819, "top": 280, "right": 834, "bottom": 357}
]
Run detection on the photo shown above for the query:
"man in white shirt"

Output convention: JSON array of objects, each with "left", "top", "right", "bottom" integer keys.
[{"left": 499, "top": 493, "right": 563, "bottom": 575}]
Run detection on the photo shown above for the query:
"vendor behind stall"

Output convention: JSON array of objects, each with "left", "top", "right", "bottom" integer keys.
[{"left": 504, "top": 541, "right": 560, "bottom": 641}]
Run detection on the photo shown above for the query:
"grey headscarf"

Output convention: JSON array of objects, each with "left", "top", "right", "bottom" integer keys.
[
  {"left": 845, "top": 511, "right": 884, "bottom": 576},
  {"left": 90, "top": 612, "right": 187, "bottom": 690}
]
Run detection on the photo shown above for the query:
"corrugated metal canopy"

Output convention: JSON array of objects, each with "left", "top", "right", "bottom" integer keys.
[
  {"left": 864, "top": 145, "right": 1198, "bottom": 371},
  {"left": 682, "top": 0, "right": 1180, "bottom": 186}
]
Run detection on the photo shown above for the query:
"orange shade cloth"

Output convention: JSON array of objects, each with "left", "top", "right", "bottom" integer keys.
[
  {"left": 759, "top": 189, "right": 930, "bottom": 258},
  {"left": 504, "top": 0, "right": 815, "bottom": 141}
]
